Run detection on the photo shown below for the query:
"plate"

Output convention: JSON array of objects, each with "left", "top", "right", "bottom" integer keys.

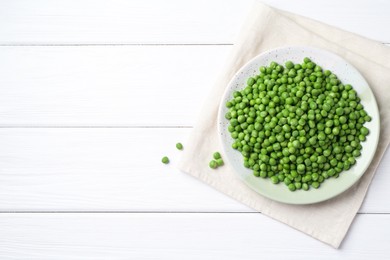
[{"left": 218, "top": 46, "right": 380, "bottom": 204}]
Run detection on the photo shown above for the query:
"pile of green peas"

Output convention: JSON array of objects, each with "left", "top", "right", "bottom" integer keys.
[{"left": 225, "top": 57, "right": 371, "bottom": 191}]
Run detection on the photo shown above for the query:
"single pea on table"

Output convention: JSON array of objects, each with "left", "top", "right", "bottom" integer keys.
[
  {"left": 224, "top": 57, "right": 371, "bottom": 191},
  {"left": 176, "top": 143, "right": 183, "bottom": 150},
  {"left": 161, "top": 156, "right": 169, "bottom": 164}
]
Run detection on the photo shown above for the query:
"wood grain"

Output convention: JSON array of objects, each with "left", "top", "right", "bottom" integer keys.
[
  {"left": 0, "top": 0, "right": 389, "bottom": 257},
  {"left": 1, "top": 0, "right": 389, "bottom": 44},
  {"left": 0, "top": 128, "right": 387, "bottom": 213},
  {"left": 0, "top": 213, "right": 389, "bottom": 259},
  {"left": 0, "top": 46, "right": 230, "bottom": 126},
  {"left": 0, "top": 0, "right": 251, "bottom": 44},
  {"left": 1, "top": 44, "right": 388, "bottom": 127}
]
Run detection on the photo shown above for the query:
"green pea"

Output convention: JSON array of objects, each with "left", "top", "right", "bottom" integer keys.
[
  {"left": 348, "top": 157, "right": 356, "bottom": 165},
  {"left": 257, "top": 170, "right": 266, "bottom": 178},
  {"left": 225, "top": 58, "right": 371, "bottom": 192},
  {"left": 311, "top": 182, "right": 320, "bottom": 189},
  {"left": 360, "top": 127, "right": 369, "bottom": 136},
  {"left": 311, "top": 173, "right": 319, "bottom": 181},
  {"left": 176, "top": 143, "right": 183, "bottom": 150},
  {"left": 364, "top": 115, "right": 372, "bottom": 122},
  {"left": 297, "top": 164, "right": 305, "bottom": 173},
  {"left": 237, "top": 115, "right": 245, "bottom": 123},
  {"left": 284, "top": 177, "right": 292, "bottom": 185},
  {"left": 213, "top": 152, "right": 222, "bottom": 160},
  {"left": 216, "top": 159, "right": 224, "bottom": 166},
  {"left": 336, "top": 107, "right": 344, "bottom": 115},
  {"left": 271, "top": 176, "right": 279, "bottom": 184},
  {"left": 288, "top": 183, "right": 296, "bottom": 191},
  {"left": 209, "top": 160, "right": 218, "bottom": 169},
  {"left": 292, "top": 140, "right": 301, "bottom": 148},
  {"left": 247, "top": 77, "right": 255, "bottom": 86},
  {"left": 161, "top": 156, "right": 169, "bottom": 164}
]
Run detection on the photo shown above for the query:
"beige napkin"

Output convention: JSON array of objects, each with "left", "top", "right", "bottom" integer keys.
[{"left": 178, "top": 2, "right": 390, "bottom": 248}]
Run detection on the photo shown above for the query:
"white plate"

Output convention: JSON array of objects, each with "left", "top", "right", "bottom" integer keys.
[{"left": 218, "top": 46, "right": 380, "bottom": 204}]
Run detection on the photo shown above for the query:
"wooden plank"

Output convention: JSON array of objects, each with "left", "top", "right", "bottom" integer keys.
[
  {"left": 0, "top": 128, "right": 248, "bottom": 212},
  {"left": 0, "top": 213, "right": 388, "bottom": 259},
  {"left": 1, "top": 0, "right": 389, "bottom": 44},
  {"left": 0, "top": 0, "right": 252, "bottom": 44},
  {"left": 0, "top": 128, "right": 387, "bottom": 213},
  {"left": 0, "top": 45, "right": 230, "bottom": 126},
  {"left": 1, "top": 45, "right": 389, "bottom": 127}
]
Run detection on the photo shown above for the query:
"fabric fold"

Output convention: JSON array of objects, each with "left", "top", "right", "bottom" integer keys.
[{"left": 178, "top": 2, "right": 390, "bottom": 248}]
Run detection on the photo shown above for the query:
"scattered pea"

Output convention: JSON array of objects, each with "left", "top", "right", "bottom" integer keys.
[
  {"left": 216, "top": 158, "right": 224, "bottom": 166},
  {"left": 161, "top": 156, "right": 169, "bottom": 164},
  {"left": 209, "top": 160, "right": 218, "bottom": 169},
  {"left": 209, "top": 152, "right": 225, "bottom": 169},
  {"left": 213, "top": 152, "right": 222, "bottom": 160},
  {"left": 176, "top": 142, "right": 183, "bottom": 150}
]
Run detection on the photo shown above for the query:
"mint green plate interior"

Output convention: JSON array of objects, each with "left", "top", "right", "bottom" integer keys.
[{"left": 218, "top": 46, "right": 380, "bottom": 205}]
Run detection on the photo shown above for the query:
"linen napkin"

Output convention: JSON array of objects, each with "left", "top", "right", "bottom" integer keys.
[{"left": 178, "top": 2, "right": 390, "bottom": 248}]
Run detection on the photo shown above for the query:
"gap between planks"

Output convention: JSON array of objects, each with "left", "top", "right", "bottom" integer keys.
[
  {"left": 0, "top": 43, "right": 233, "bottom": 46},
  {"left": 0, "top": 211, "right": 386, "bottom": 214},
  {"left": 0, "top": 126, "right": 193, "bottom": 128},
  {"left": 0, "top": 43, "right": 388, "bottom": 46}
]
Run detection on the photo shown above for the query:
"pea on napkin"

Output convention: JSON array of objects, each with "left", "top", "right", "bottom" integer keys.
[{"left": 178, "top": 2, "right": 390, "bottom": 248}]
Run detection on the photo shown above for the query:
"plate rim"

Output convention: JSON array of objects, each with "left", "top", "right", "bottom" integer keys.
[{"left": 217, "top": 45, "right": 380, "bottom": 205}]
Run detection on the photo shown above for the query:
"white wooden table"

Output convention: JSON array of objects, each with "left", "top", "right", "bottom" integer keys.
[{"left": 0, "top": 0, "right": 389, "bottom": 258}]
